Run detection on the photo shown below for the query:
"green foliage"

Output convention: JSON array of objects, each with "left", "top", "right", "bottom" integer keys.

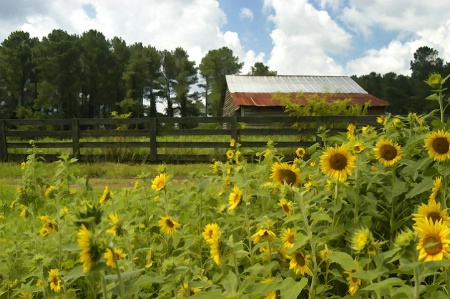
[
  {"left": 276, "top": 92, "right": 369, "bottom": 117},
  {"left": 2, "top": 81, "right": 450, "bottom": 297},
  {"left": 199, "top": 47, "right": 243, "bottom": 116}
]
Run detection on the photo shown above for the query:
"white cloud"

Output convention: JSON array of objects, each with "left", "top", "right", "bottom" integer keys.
[
  {"left": 265, "top": 0, "right": 351, "bottom": 75},
  {"left": 345, "top": 41, "right": 415, "bottom": 76},
  {"left": 0, "top": 0, "right": 266, "bottom": 74},
  {"left": 239, "top": 7, "right": 254, "bottom": 22}
]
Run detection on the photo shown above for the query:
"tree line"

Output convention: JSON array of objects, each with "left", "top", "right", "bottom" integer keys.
[{"left": 0, "top": 29, "right": 448, "bottom": 120}]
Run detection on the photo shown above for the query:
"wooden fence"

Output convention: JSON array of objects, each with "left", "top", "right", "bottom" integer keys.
[{"left": 0, "top": 115, "right": 381, "bottom": 163}]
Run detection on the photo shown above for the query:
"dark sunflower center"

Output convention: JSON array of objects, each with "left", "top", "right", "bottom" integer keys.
[
  {"left": 432, "top": 137, "right": 449, "bottom": 154},
  {"left": 351, "top": 277, "right": 359, "bottom": 284},
  {"left": 427, "top": 211, "right": 442, "bottom": 223},
  {"left": 166, "top": 219, "right": 174, "bottom": 228},
  {"left": 287, "top": 234, "right": 294, "bottom": 244},
  {"left": 380, "top": 145, "right": 397, "bottom": 161},
  {"left": 354, "top": 146, "right": 361, "bottom": 153},
  {"left": 423, "top": 236, "right": 442, "bottom": 255},
  {"left": 329, "top": 153, "right": 347, "bottom": 170},
  {"left": 279, "top": 169, "right": 297, "bottom": 185},
  {"left": 263, "top": 231, "right": 269, "bottom": 236},
  {"left": 282, "top": 204, "right": 290, "bottom": 213},
  {"left": 295, "top": 253, "right": 305, "bottom": 266},
  {"left": 51, "top": 276, "right": 59, "bottom": 284}
]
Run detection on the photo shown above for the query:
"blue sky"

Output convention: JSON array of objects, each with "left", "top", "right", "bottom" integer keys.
[{"left": 1, "top": 0, "right": 449, "bottom": 76}]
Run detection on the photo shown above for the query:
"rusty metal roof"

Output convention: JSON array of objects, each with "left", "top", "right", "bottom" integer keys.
[{"left": 226, "top": 75, "right": 389, "bottom": 107}]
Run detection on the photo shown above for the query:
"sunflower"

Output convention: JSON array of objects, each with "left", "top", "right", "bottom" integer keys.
[
  {"left": 177, "top": 283, "right": 201, "bottom": 299},
  {"left": 145, "top": 247, "right": 154, "bottom": 268},
  {"left": 347, "top": 123, "right": 356, "bottom": 141},
  {"left": 350, "top": 227, "right": 372, "bottom": 252},
  {"left": 352, "top": 141, "right": 365, "bottom": 154},
  {"left": 374, "top": 139, "right": 402, "bottom": 167},
  {"left": 281, "top": 228, "right": 296, "bottom": 249},
  {"left": 261, "top": 278, "right": 276, "bottom": 299},
  {"left": 320, "top": 145, "right": 355, "bottom": 181},
  {"left": 278, "top": 199, "right": 293, "bottom": 216},
  {"left": 104, "top": 248, "right": 127, "bottom": 268},
  {"left": 44, "top": 185, "right": 57, "bottom": 198},
  {"left": 159, "top": 215, "right": 180, "bottom": 235},
  {"left": 235, "top": 150, "right": 242, "bottom": 164},
  {"left": 106, "top": 213, "right": 123, "bottom": 236},
  {"left": 19, "top": 204, "right": 27, "bottom": 217},
  {"left": 295, "top": 147, "right": 306, "bottom": 158},
  {"left": 430, "top": 176, "right": 442, "bottom": 202},
  {"left": 99, "top": 186, "right": 111, "bottom": 204},
  {"left": 210, "top": 241, "right": 221, "bottom": 266},
  {"left": 20, "top": 162, "right": 25, "bottom": 171},
  {"left": 425, "top": 72, "right": 442, "bottom": 88},
  {"left": 415, "top": 218, "right": 450, "bottom": 262},
  {"left": 344, "top": 268, "right": 362, "bottom": 296},
  {"left": 270, "top": 162, "right": 301, "bottom": 187},
  {"left": 319, "top": 246, "right": 333, "bottom": 262},
  {"left": 151, "top": 174, "right": 167, "bottom": 191},
  {"left": 251, "top": 229, "right": 277, "bottom": 244},
  {"left": 202, "top": 223, "right": 221, "bottom": 244},
  {"left": 394, "top": 228, "right": 418, "bottom": 250},
  {"left": 226, "top": 149, "right": 234, "bottom": 159},
  {"left": 78, "top": 224, "right": 104, "bottom": 272},
  {"left": 48, "top": 269, "right": 61, "bottom": 292},
  {"left": 424, "top": 130, "right": 450, "bottom": 162},
  {"left": 230, "top": 138, "right": 235, "bottom": 147},
  {"left": 288, "top": 250, "right": 311, "bottom": 276},
  {"left": 228, "top": 186, "right": 242, "bottom": 211},
  {"left": 413, "top": 198, "right": 450, "bottom": 227}
]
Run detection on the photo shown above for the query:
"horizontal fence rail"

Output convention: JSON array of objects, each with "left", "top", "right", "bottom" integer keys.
[{"left": 0, "top": 115, "right": 385, "bottom": 163}]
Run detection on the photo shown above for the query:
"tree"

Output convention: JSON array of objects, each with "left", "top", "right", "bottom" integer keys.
[
  {"left": 33, "top": 29, "right": 82, "bottom": 118},
  {"left": 199, "top": 47, "right": 243, "bottom": 116},
  {"left": 409, "top": 46, "right": 446, "bottom": 113},
  {"left": 171, "top": 47, "right": 198, "bottom": 117},
  {"left": 249, "top": 62, "right": 277, "bottom": 76},
  {"left": 80, "top": 30, "right": 116, "bottom": 118},
  {"left": 160, "top": 50, "right": 176, "bottom": 117},
  {"left": 0, "top": 31, "right": 38, "bottom": 118}
]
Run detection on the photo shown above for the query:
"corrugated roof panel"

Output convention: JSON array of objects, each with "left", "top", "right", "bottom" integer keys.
[{"left": 226, "top": 75, "right": 368, "bottom": 94}]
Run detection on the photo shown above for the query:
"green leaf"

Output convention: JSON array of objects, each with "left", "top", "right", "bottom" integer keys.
[
  {"left": 64, "top": 265, "right": 84, "bottom": 282},
  {"left": 361, "top": 277, "right": 404, "bottom": 291},
  {"left": 426, "top": 93, "right": 440, "bottom": 101},
  {"left": 406, "top": 178, "right": 433, "bottom": 198},
  {"left": 310, "top": 210, "right": 333, "bottom": 224},
  {"left": 328, "top": 251, "right": 356, "bottom": 269},
  {"left": 104, "top": 268, "right": 145, "bottom": 281},
  {"left": 135, "top": 271, "right": 165, "bottom": 287},
  {"left": 279, "top": 277, "right": 308, "bottom": 299},
  {"left": 221, "top": 271, "right": 238, "bottom": 294}
]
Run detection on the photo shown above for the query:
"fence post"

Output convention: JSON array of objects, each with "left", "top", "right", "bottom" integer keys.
[
  {"left": 230, "top": 116, "right": 238, "bottom": 143},
  {"left": 149, "top": 118, "right": 158, "bottom": 162},
  {"left": 315, "top": 116, "right": 323, "bottom": 146},
  {"left": 71, "top": 118, "right": 80, "bottom": 160},
  {"left": 0, "top": 120, "right": 7, "bottom": 162}
]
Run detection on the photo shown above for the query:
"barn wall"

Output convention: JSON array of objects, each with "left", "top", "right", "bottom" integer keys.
[{"left": 223, "top": 90, "right": 239, "bottom": 117}]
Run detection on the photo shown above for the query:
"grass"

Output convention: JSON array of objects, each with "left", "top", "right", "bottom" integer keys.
[{"left": 0, "top": 162, "right": 213, "bottom": 200}]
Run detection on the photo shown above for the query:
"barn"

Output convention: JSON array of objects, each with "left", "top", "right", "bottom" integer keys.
[{"left": 223, "top": 75, "right": 389, "bottom": 117}]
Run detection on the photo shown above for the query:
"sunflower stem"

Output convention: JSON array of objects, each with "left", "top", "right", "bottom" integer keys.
[
  {"left": 414, "top": 264, "right": 421, "bottom": 299},
  {"left": 446, "top": 267, "right": 450, "bottom": 299},
  {"left": 298, "top": 189, "right": 318, "bottom": 299},
  {"left": 100, "top": 271, "right": 108, "bottom": 299},
  {"left": 109, "top": 246, "right": 126, "bottom": 298}
]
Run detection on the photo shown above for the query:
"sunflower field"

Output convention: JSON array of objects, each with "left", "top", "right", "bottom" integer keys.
[{"left": 1, "top": 74, "right": 450, "bottom": 299}]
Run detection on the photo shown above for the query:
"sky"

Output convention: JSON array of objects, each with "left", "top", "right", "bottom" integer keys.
[{"left": 1, "top": 0, "right": 449, "bottom": 77}]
